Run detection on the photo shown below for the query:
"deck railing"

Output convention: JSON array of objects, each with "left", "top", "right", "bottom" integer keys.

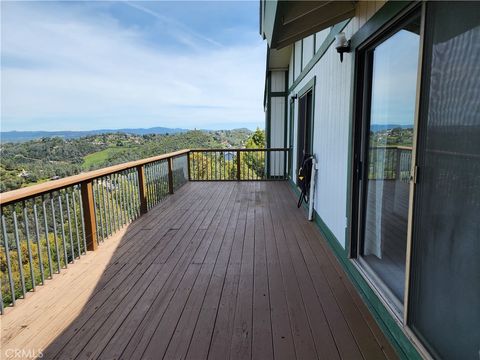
[
  {"left": 189, "top": 148, "right": 289, "bottom": 181},
  {"left": 0, "top": 148, "right": 286, "bottom": 313},
  {"left": 368, "top": 146, "right": 412, "bottom": 182}
]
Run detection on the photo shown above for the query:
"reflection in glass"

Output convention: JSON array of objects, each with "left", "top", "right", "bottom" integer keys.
[{"left": 361, "top": 14, "right": 420, "bottom": 305}]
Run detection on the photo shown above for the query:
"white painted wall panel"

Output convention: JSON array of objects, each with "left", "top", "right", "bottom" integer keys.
[
  {"left": 289, "top": 4, "right": 381, "bottom": 247},
  {"left": 270, "top": 96, "right": 286, "bottom": 176},
  {"left": 294, "top": 41, "right": 302, "bottom": 81},
  {"left": 302, "top": 35, "right": 314, "bottom": 69},
  {"left": 271, "top": 71, "right": 285, "bottom": 92},
  {"left": 289, "top": 52, "right": 294, "bottom": 87},
  {"left": 315, "top": 28, "right": 331, "bottom": 52}
]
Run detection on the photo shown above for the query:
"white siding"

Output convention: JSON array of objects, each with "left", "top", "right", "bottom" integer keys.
[
  {"left": 315, "top": 28, "right": 331, "bottom": 52},
  {"left": 302, "top": 35, "right": 315, "bottom": 69},
  {"left": 294, "top": 41, "right": 302, "bottom": 80},
  {"left": 288, "top": 52, "right": 294, "bottom": 87},
  {"left": 290, "top": 2, "right": 382, "bottom": 247},
  {"left": 270, "top": 96, "right": 286, "bottom": 176},
  {"left": 271, "top": 71, "right": 285, "bottom": 92}
]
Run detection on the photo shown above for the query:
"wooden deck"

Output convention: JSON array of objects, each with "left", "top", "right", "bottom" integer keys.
[{"left": 1, "top": 182, "right": 397, "bottom": 360}]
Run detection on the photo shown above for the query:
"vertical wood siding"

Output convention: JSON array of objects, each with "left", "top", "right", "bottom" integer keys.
[
  {"left": 270, "top": 96, "right": 286, "bottom": 176},
  {"left": 289, "top": 1, "right": 384, "bottom": 247},
  {"left": 294, "top": 41, "right": 302, "bottom": 80},
  {"left": 271, "top": 71, "right": 286, "bottom": 92},
  {"left": 315, "top": 28, "right": 331, "bottom": 52},
  {"left": 302, "top": 35, "right": 315, "bottom": 70}
]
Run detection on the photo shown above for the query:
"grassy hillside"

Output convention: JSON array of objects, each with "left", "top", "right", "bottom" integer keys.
[
  {"left": 1, "top": 128, "right": 258, "bottom": 192},
  {"left": 82, "top": 146, "right": 139, "bottom": 170}
]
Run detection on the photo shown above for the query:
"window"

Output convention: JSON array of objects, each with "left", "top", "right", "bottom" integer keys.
[{"left": 352, "top": 7, "right": 421, "bottom": 314}]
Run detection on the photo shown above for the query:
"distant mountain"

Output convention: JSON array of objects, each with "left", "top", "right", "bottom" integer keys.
[
  {"left": 0, "top": 127, "right": 188, "bottom": 143},
  {"left": 370, "top": 124, "right": 413, "bottom": 132}
]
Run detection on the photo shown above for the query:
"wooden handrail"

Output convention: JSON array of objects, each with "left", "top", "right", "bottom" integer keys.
[
  {"left": 190, "top": 148, "right": 288, "bottom": 152},
  {"left": 368, "top": 146, "right": 413, "bottom": 150},
  {"left": 0, "top": 149, "right": 190, "bottom": 206}
]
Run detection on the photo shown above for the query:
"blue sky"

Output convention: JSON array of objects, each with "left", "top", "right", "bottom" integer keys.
[
  {"left": 370, "top": 29, "right": 419, "bottom": 127},
  {"left": 1, "top": 1, "right": 266, "bottom": 131}
]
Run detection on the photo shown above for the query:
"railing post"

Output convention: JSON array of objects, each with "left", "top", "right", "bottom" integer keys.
[
  {"left": 236, "top": 150, "right": 241, "bottom": 180},
  {"left": 136, "top": 165, "right": 148, "bottom": 215},
  {"left": 187, "top": 152, "right": 191, "bottom": 181},
  {"left": 395, "top": 147, "right": 402, "bottom": 181},
  {"left": 80, "top": 180, "right": 98, "bottom": 251},
  {"left": 168, "top": 157, "right": 174, "bottom": 194}
]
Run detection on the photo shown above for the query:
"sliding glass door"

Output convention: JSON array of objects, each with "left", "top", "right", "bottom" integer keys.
[
  {"left": 354, "top": 8, "right": 421, "bottom": 312},
  {"left": 408, "top": 2, "right": 480, "bottom": 359}
]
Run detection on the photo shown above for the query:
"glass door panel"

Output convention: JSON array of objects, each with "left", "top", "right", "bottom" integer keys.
[{"left": 359, "top": 11, "right": 421, "bottom": 308}]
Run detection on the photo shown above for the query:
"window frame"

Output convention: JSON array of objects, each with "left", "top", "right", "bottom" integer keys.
[{"left": 349, "top": 3, "right": 424, "bottom": 323}]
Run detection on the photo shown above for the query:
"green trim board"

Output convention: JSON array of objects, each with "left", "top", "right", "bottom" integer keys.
[
  {"left": 300, "top": 39, "right": 303, "bottom": 71},
  {"left": 288, "top": 98, "right": 294, "bottom": 179},
  {"left": 292, "top": 42, "right": 296, "bottom": 80},
  {"left": 350, "top": 1, "right": 413, "bottom": 49},
  {"left": 266, "top": 72, "right": 271, "bottom": 175},
  {"left": 289, "top": 19, "right": 350, "bottom": 93},
  {"left": 288, "top": 181, "right": 422, "bottom": 360},
  {"left": 297, "top": 76, "right": 315, "bottom": 98}
]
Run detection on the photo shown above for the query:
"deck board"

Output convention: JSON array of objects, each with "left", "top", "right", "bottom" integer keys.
[{"left": 1, "top": 181, "right": 398, "bottom": 360}]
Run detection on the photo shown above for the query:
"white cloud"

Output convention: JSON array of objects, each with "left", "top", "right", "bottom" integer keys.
[{"left": 0, "top": 2, "right": 266, "bottom": 131}]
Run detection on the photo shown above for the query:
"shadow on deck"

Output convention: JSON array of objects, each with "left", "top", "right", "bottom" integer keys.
[{"left": 1, "top": 182, "right": 398, "bottom": 360}]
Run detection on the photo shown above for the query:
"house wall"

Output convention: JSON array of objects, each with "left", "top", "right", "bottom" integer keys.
[
  {"left": 288, "top": 0, "right": 385, "bottom": 248},
  {"left": 266, "top": 70, "right": 287, "bottom": 176}
]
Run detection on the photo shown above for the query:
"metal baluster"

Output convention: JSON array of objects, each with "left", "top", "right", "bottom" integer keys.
[
  {"left": 105, "top": 177, "right": 112, "bottom": 235},
  {"left": 94, "top": 179, "right": 106, "bottom": 243},
  {"left": 129, "top": 172, "right": 136, "bottom": 219},
  {"left": 57, "top": 195, "right": 69, "bottom": 267},
  {"left": 41, "top": 198, "right": 53, "bottom": 278},
  {"left": 12, "top": 211, "right": 26, "bottom": 297},
  {"left": 2, "top": 214, "right": 16, "bottom": 305},
  {"left": 119, "top": 173, "right": 126, "bottom": 225},
  {"left": 122, "top": 172, "right": 128, "bottom": 225},
  {"left": 105, "top": 176, "right": 113, "bottom": 234},
  {"left": 33, "top": 203, "right": 45, "bottom": 284},
  {"left": 146, "top": 165, "right": 151, "bottom": 209},
  {"left": 132, "top": 172, "right": 139, "bottom": 218},
  {"left": 117, "top": 173, "right": 124, "bottom": 226},
  {"left": 95, "top": 180, "right": 105, "bottom": 243},
  {"left": 126, "top": 171, "right": 132, "bottom": 222},
  {"left": 212, "top": 152, "right": 215, "bottom": 180},
  {"left": 152, "top": 164, "right": 157, "bottom": 206},
  {"left": 122, "top": 172, "right": 129, "bottom": 223},
  {"left": 92, "top": 181, "right": 100, "bottom": 243},
  {"left": 126, "top": 171, "right": 134, "bottom": 222},
  {"left": 23, "top": 204, "right": 36, "bottom": 290},
  {"left": 113, "top": 175, "right": 119, "bottom": 232},
  {"left": 0, "top": 277, "right": 3, "bottom": 314},
  {"left": 102, "top": 179, "right": 110, "bottom": 237},
  {"left": 50, "top": 195, "right": 61, "bottom": 273},
  {"left": 72, "top": 190, "right": 82, "bottom": 255},
  {"left": 78, "top": 190, "right": 88, "bottom": 252},
  {"left": 148, "top": 164, "right": 153, "bottom": 207},
  {"left": 150, "top": 165, "right": 154, "bottom": 208},
  {"left": 66, "top": 193, "right": 75, "bottom": 261},
  {"left": 154, "top": 163, "right": 159, "bottom": 204}
]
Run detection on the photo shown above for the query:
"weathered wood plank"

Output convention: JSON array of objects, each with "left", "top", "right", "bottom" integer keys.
[{"left": 1, "top": 182, "right": 398, "bottom": 360}]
